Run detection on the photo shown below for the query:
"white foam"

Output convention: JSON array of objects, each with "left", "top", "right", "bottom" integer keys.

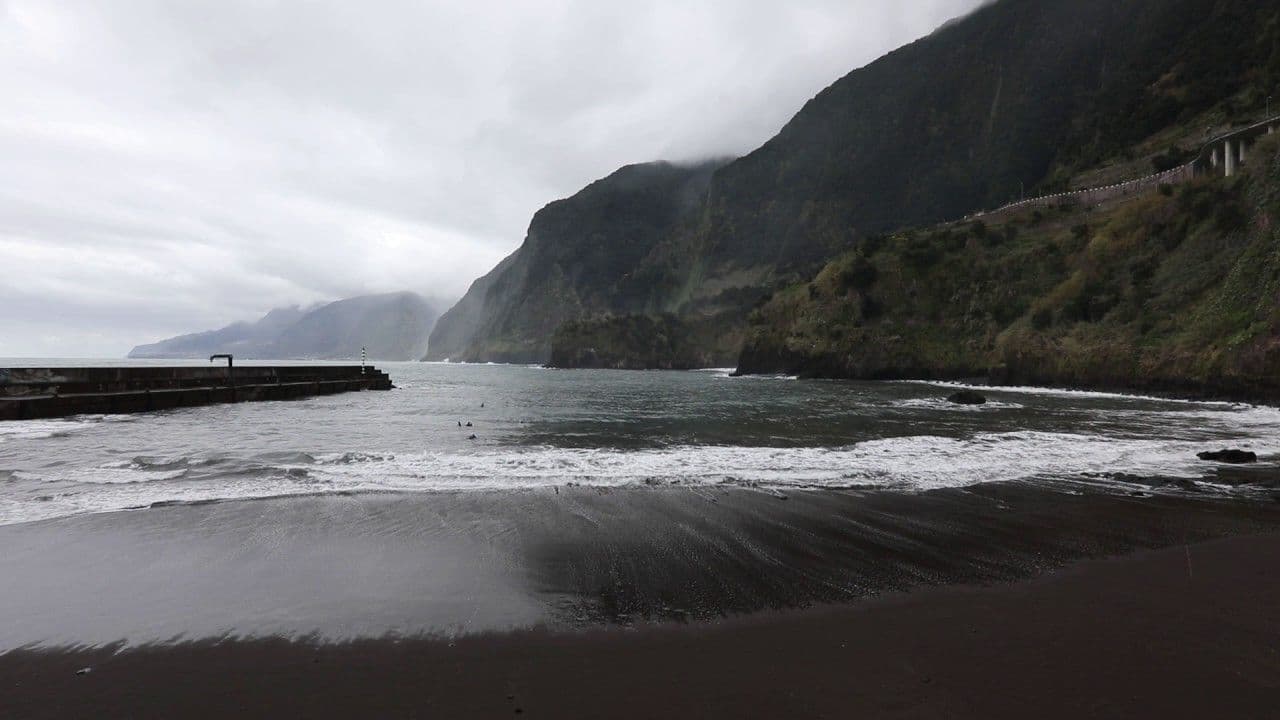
[
  {"left": 729, "top": 373, "right": 799, "bottom": 381},
  {"left": 0, "top": 415, "right": 134, "bottom": 443},
  {"left": 897, "top": 380, "right": 1241, "bottom": 406},
  {"left": 893, "top": 397, "right": 1024, "bottom": 411},
  {"left": 299, "top": 434, "right": 1195, "bottom": 492},
  {"left": 0, "top": 420, "right": 79, "bottom": 442},
  {"left": 66, "top": 464, "right": 190, "bottom": 485},
  {"left": 4, "top": 427, "right": 1274, "bottom": 526}
]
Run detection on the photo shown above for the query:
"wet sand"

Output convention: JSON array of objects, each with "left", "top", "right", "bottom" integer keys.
[
  {"left": 4, "top": 531, "right": 1279, "bottom": 719},
  {"left": 2, "top": 483, "right": 1279, "bottom": 717},
  {"left": 1, "top": 483, "right": 1279, "bottom": 648}
]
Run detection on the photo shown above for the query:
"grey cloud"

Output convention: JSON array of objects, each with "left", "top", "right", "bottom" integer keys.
[{"left": 0, "top": 0, "right": 982, "bottom": 357}]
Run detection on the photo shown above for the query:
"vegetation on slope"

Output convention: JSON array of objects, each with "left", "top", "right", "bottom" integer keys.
[
  {"left": 548, "top": 311, "right": 747, "bottom": 370},
  {"left": 548, "top": 315, "right": 715, "bottom": 370},
  {"left": 739, "top": 137, "right": 1280, "bottom": 400}
]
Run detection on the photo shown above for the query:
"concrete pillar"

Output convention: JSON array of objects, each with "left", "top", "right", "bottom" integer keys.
[
  {"left": 1225, "top": 139, "right": 1236, "bottom": 177},
  {"left": 1211, "top": 146, "right": 1220, "bottom": 168},
  {"left": 1239, "top": 141, "right": 1247, "bottom": 164}
]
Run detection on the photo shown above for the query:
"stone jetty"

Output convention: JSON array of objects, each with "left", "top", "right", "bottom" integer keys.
[{"left": 0, "top": 365, "right": 392, "bottom": 420}]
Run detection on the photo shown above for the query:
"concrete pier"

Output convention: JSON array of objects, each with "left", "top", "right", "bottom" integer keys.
[
  {"left": 1225, "top": 139, "right": 1237, "bottom": 177},
  {"left": 0, "top": 365, "right": 393, "bottom": 421}
]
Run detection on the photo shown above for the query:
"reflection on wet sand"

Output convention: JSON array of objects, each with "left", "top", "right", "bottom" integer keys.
[{"left": 1, "top": 482, "right": 1277, "bottom": 650}]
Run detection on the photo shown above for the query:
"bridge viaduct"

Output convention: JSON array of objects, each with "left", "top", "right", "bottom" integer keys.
[
  {"left": 972, "top": 113, "right": 1280, "bottom": 221},
  {"left": 1203, "top": 114, "right": 1279, "bottom": 177}
]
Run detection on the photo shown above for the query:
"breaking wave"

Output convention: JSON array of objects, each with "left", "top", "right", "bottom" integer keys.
[{"left": 3, "top": 426, "right": 1276, "bottom": 526}]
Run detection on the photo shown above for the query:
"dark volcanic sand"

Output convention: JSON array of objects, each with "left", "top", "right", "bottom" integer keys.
[
  {"left": 3, "top": 532, "right": 1279, "bottom": 719},
  {"left": 1, "top": 483, "right": 1279, "bottom": 648},
  {"left": 2, "top": 484, "right": 1279, "bottom": 718}
]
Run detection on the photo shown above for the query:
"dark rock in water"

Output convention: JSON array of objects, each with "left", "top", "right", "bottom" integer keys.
[
  {"left": 467, "top": 434, "right": 477, "bottom": 440},
  {"left": 947, "top": 390, "right": 987, "bottom": 405},
  {"left": 1197, "top": 449, "right": 1257, "bottom": 464},
  {"left": 465, "top": 422, "right": 473, "bottom": 427}
]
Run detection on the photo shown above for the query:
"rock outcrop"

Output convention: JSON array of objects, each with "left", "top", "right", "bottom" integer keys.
[
  {"left": 1197, "top": 449, "right": 1259, "bottom": 464},
  {"left": 947, "top": 390, "right": 988, "bottom": 406}
]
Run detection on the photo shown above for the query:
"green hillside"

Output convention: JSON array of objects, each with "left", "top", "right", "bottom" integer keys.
[
  {"left": 739, "top": 134, "right": 1280, "bottom": 400},
  {"left": 435, "top": 0, "right": 1280, "bottom": 384}
]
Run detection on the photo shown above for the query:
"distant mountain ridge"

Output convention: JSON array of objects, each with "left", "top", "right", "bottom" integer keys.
[{"left": 129, "top": 292, "right": 439, "bottom": 360}]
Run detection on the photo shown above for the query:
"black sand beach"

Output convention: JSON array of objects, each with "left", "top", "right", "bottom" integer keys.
[
  {"left": 4, "top": 531, "right": 1279, "bottom": 719},
  {"left": 2, "top": 483, "right": 1280, "bottom": 718}
]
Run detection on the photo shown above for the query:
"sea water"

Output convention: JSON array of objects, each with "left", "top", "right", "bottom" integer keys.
[{"left": 2, "top": 360, "right": 1278, "bottom": 527}]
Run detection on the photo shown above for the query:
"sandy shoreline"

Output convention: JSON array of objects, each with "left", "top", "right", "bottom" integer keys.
[
  {"left": 2, "top": 483, "right": 1278, "bottom": 648},
  {"left": 3, "top": 530, "right": 1278, "bottom": 718},
  {"left": 1, "top": 484, "right": 1278, "bottom": 717}
]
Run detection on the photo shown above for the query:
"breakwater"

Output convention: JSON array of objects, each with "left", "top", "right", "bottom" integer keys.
[{"left": 0, "top": 365, "right": 392, "bottom": 420}]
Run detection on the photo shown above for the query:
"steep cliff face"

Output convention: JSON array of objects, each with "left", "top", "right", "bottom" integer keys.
[
  {"left": 436, "top": 0, "right": 1280, "bottom": 368},
  {"left": 425, "top": 160, "right": 728, "bottom": 363},
  {"left": 548, "top": 312, "right": 745, "bottom": 370},
  {"left": 129, "top": 292, "right": 439, "bottom": 360},
  {"left": 739, "top": 137, "right": 1280, "bottom": 401},
  {"left": 423, "top": 252, "right": 519, "bottom": 362}
]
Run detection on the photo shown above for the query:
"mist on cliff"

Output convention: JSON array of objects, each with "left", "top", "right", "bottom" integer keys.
[{"left": 0, "top": 0, "right": 983, "bottom": 356}]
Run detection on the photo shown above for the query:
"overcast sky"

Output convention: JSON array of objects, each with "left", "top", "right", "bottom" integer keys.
[{"left": 1, "top": 0, "right": 982, "bottom": 357}]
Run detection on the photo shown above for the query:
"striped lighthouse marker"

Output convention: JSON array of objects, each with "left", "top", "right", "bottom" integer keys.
[{"left": 361, "top": 346, "right": 366, "bottom": 375}]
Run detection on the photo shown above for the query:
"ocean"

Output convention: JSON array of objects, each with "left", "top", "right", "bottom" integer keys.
[{"left": 3, "top": 360, "right": 1279, "bottom": 528}]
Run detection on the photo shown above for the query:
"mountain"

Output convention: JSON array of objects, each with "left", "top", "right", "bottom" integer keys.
[
  {"left": 127, "top": 306, "right": 308, "bottom": 359},
  {"left": 738, "top": 137, "right": 1280, "bottom": 401},
  {"left": 433, "top": 0, "right": 1280, "bottom": 371},
  {"left": 129, "top": 292, "right": 439, "bottom": 360},
  {"left": 425, "top": 160, "right": 729, "bottom": 362}
]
